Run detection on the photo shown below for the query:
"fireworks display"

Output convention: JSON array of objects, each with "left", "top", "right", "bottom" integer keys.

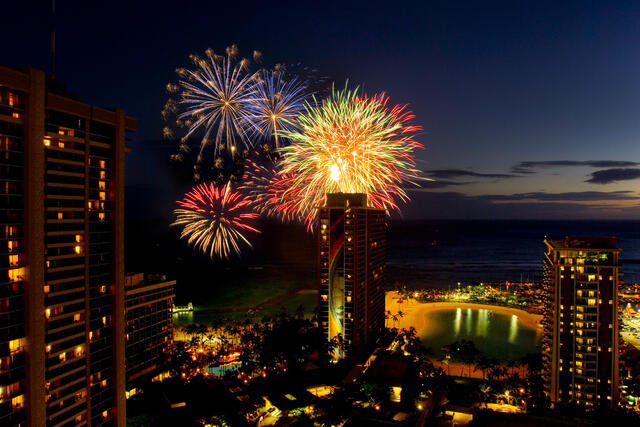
[
  {"left": 172, "top": 182, "right": 260, "bottom": 260},
  {"left": 240, "top": 154, "right": 301, "bottom": 223},
  {"left": 245, "top": 70, "right": 308, "bottom": 148},
  {"left": 274, "top": 86, "right": 423, "bottom": 228},
  {"left": 163, "top": 45, "right": 260, "bottom": 163}
]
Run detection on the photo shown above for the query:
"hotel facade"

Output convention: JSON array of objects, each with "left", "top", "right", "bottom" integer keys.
[
  {"left": 124, "top": 273, "right": 174, "bottom": 388},
  {"left": 542, "top": 236, "right": 622, "bottom": 409},
  {"left": 0, "top": 66, "right": 135, "bottom": 426},
  {"left": 318, "top": 193, "right": 386, "bottom": 359}
]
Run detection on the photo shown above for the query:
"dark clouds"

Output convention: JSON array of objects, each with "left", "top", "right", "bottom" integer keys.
[
  {"left": 425, "top": 169, "right": 518, "bottom": 180},
  {"left": 417, "top": 180, "right": 474, "bottom": 189},
  {"left": 478, "top": 191, "right": 639, "bottom": 202},
  {"left": 400, "top": 190, "right": 640, "bottom": 220},
  {"left": 586, "top": 168, "right": 640, "bottom": 184},
  {"left": 511, "top": 160, "right": 640, "bottom": 174}
]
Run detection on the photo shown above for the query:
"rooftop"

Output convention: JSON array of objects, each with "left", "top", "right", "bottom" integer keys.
[{"left": 546, "top": 236, "right": 620, "bottom": 251}]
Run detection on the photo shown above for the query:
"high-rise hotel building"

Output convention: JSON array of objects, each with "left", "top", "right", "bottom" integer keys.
[
  {"left": 318, "top": 193, "right": 386, "bottom": 359},
  {"left": 124, "top": 273, "right": 174, "bottom": 387},
  {"left": 542, "top": 236, "right": 622, "bottom": 409},
  {"left": 0, "top": 66, "right": 135, "bottom": 426}
]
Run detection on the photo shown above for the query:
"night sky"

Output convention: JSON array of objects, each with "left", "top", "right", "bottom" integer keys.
[{"left": 5, "top": 0, "right": 640, "bottom": 219}]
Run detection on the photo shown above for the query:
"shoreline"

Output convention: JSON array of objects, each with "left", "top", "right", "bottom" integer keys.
[{"left": 385, "top": 292, "right": 543, "bottom": 333}]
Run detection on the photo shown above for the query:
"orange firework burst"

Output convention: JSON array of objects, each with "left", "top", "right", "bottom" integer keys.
[{"left": 272, "top": 85, "right": 423, "bottom": 228}]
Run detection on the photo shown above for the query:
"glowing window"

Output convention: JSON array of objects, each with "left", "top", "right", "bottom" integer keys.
[
  {"left": 73, "top": 313, "right": 81, "bottom": 322},
  {"left": 8, "top": 255, "right": 18, "bottom": 266},
  {"left": 9, "top": 338, "right": 25, "bottom": 354},
  {"left": 74, "top": 245, "right": 82, "bottom": 255},
  {"left": 99, "top": 160, "right": 106, "bottom": 169},
  {"left": 8, "top": 268, "right": 24, "bottom": 283},
  {"left": 99, "top": 170, "right": 106, "bottom": 179},
  {"left": 98, "top": 212, "right": 105, "bottom": 222},
  {"left": 99, "top": 192, "right": 106, "bottom": 201},
  {"left": 99, "top": 181, "right": 106, "bottom": 190},
  {"left": 57, "top": 212, "right": 63, "bottom": 220},
  {"left": 11, "top": 394, "right": 24, "bottom": 409}
]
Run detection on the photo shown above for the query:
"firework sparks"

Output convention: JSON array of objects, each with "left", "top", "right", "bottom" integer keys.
[
  {"left": 164, "top": 46, "right": 259, "bottom": 161},
  {"left": 240, "top": 154, "right": 301, "bottom": 223},
  {"left": 245, "top": 70, "right": 308, "bottom": 148},
  {"left": 172, "top": 182, "right": 260, "bottom": 260},
  {"left": 275, "top": 85, "right": 423, "bottom": 228}
]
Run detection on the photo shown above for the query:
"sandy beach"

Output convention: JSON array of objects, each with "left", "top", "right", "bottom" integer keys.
[{"left": 385, "top": 292, "right": 543, "bottom": 332}]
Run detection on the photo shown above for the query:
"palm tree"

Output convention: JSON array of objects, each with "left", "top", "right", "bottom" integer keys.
[
  {"left": 475, "top": 356, "right": 491, "bottom": 380},
  {"left": 479, "top": 384, "right": 492, "bottom": 408}
]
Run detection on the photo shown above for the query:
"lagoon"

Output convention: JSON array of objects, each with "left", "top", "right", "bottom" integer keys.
[{"left": 417, "top": 306, "right": 541, "bottom": 361}]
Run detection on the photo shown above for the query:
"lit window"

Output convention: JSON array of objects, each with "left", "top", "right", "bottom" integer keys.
[
  {"left": 98, "top": 212, "right": 105, "bottom": 222},
  {"left": 75, "top": 234, "right": 82, "bottom": 243},
  {"left": 59, "top": 352, "right": 66, "bottom": 361},
  {"left": 43, "top": 285, "right": 50, "bottom": 293},
  {"left": 8, "top": 268, "right": 24, "bottom": 283},
  {"left": 73, "top": 313, "right": 81, "bottom": 322},
  {"left": 99, "top": 160, "right": 106, "bottom": 169},
  {"left": 99, "top": 170, "right": 106, "bottom": 179},
  {"left": 8, "top": 254, "right": 18, "bottom": 266},
  {"left": 11, "top": 394, "right": 24, "bottom": 409},
  {"left": 57, "top": 212, "right": 63, "bottom": 220},
  {"left": 99, "top": 181, "right": 106, "bottom": 190},
  {"left": 45, "top": 308, "right": 51, "bottom": 318},
  {"left": 9, "top": 338, "right": 25, "bottom": 354},
  {"left": 74, "top": 245, "right": 82, "bottom": 255},
  {"left": 99, "top": 191, "right": 106, "bottom": 201},
  {"left": 44, "top": 138, "right": 51, "bottom": 146}
]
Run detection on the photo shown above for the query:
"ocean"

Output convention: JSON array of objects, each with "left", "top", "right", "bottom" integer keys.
[
  {"left": 387, "top": 220, "right": 640, "bottom": 288},
  {"left": 126, "top": 219, "right": 640, "bottom": 305}
]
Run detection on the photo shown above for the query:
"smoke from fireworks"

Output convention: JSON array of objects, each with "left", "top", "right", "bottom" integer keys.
[
  {"left": 245, "top": 70, "right": 308, "bottom": 148},
  {"left": 163, "top": 45, "right": 260, "bottom": 168},
  {"left": 172, "top": 182, "right": 260, "bottom": 260},
  {"left": 274, "top": 85, "right": 423, "bottom": 228}
]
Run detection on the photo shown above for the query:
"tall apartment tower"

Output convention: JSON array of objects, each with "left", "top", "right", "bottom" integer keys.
[
  {"left": 124, "top": 273, "right": 175, "bottom": 388},
  {"left": 542, "top": 236, "right": 622, "bottom": 409},
  {"left": 318, "top": 193, "right": 386, "bottom": 360},
  {"left": 0, "top": 66, "right": 135, "bottom": 426}
]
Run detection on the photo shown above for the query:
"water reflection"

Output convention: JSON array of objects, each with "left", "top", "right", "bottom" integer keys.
[
  {"left": 419, "top": 307, "right": 540, "bottom": 362},
  {"left": 476, "top": 309, "right": 488, "bottom": 336},
  {"left": 509, "top": 314, "right": 518, "bottom": 343}
]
